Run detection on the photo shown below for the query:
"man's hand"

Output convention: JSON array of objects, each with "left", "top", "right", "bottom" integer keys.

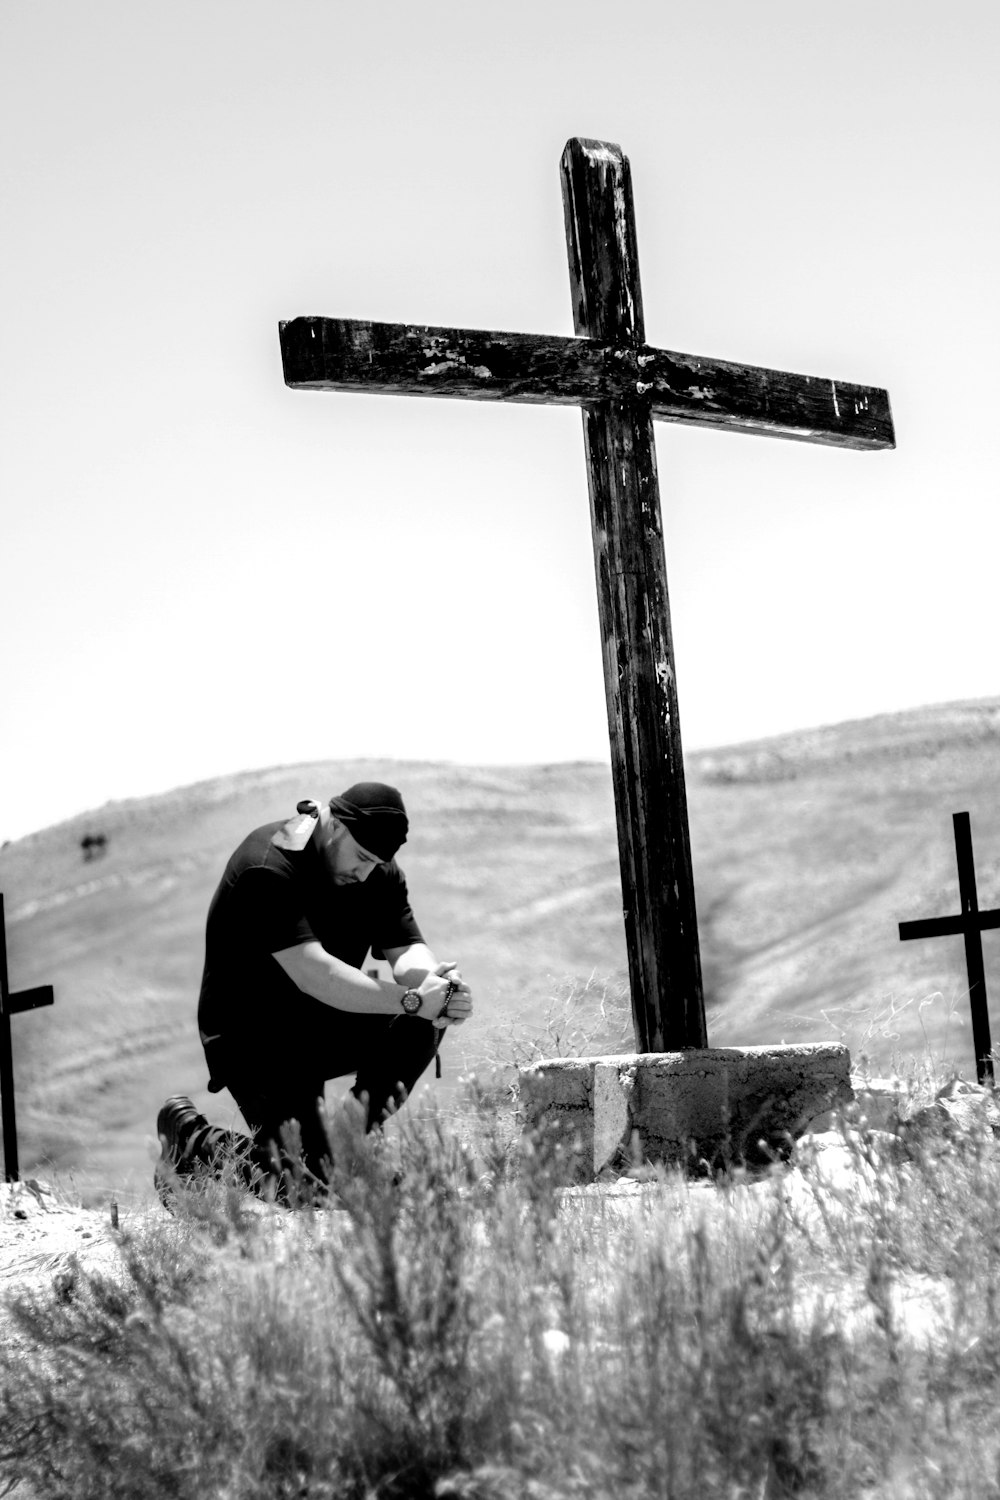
[{"left": 417, "top": 961, "right": 473, "bottom": 1029}]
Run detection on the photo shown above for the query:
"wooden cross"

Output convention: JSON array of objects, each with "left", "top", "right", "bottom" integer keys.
[
  {"left": 0, "top": 894, "right": 55, "bottom": 1181},
  {"left": 279, "top": 136, "right": 895, "bottom": 1052},
  {"left": 899, "top": 812, "right": 998, "bottom": 1084}
]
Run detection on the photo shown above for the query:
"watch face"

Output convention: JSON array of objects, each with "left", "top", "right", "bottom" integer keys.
[{"left": 401, "top": 991, "right": 422, "bottom": 1014}]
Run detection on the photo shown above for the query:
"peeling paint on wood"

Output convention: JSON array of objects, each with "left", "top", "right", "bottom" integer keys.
[
  {"left": 560, "top": 137, "right": 706, "bottom": 1051},
  {"left": 280, "top": 318, "right": 894, "bottom": 450}
]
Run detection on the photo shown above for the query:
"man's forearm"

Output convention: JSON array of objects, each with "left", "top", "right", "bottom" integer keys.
[
  {"left": 273, "top": 941, "right": 409, "bottom": 1014},
  {"left": 390, "top": 942, "right": 440, "bottom": 989}
]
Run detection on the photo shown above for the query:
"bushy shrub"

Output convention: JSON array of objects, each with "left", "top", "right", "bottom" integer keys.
[{"left": 4, "top": 1083, "right": 1000, "bottom": 1497}]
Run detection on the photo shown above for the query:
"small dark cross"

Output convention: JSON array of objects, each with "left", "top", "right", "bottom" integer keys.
[
  {"left": 279, "top": 137, "right": 894, "bottom": 1052},
  {"left": 899, "top": 812, "right": 998, "bottom": 1085},
  {"left": 0, "top": 893, "right": 55, "bottom": 1181}
]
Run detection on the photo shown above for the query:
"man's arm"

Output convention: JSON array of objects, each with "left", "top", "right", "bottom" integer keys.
[
  {"left": 273, "top": 940, "right": 451, "bottom": 1016},
  {"left": 383, "top": 943, "right": 473, "bottom": 1026},
  {"left": 383, "top": 942, "right": 441, "bottom": 989}
]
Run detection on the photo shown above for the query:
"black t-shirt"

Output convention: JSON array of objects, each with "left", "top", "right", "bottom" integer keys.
[{"left": 197, "top": 822, "right": 424, "bottom": 1084}]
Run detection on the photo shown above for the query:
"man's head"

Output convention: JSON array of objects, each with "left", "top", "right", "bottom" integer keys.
[{"left": 315, "top": 781, "right": 409, "bottom": 885}]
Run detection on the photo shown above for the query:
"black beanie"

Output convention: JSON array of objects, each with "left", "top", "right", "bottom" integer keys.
[{"left": 328, "top": 782, "right": 409, "bottom": 861}]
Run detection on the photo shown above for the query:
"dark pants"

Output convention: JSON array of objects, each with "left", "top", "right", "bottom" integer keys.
[{"left": 196, "top": 1012, "right": 440, "bottom": 1201}]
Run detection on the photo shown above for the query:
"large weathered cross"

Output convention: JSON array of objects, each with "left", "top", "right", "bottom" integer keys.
[
  {"left": 899, "top": 812, "right": 998, "bottom": 1084},
  {"left": 0, "top": 893, "right": 55, "bottom": 1181},
  {"left": 279, "top": 137, "right": 895, "bottom": 1052}
]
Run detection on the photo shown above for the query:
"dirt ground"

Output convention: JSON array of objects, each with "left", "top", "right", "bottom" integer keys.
[{"left": 0, "top": 1180, "right": 129, "bottom": 1331}]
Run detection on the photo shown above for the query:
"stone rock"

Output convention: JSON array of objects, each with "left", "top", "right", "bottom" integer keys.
[
  {"left": 519, "top": 1044, "right": 854, "bottom": 1183},
  {"left": 898, "top": 1077, "right": 1000, "bottom": 1149}
]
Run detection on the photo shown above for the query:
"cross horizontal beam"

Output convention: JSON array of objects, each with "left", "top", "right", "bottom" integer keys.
[
  {"left": 899, "top": 911, "right": 1000, "bottom": 941},
  {"left": 280, "top": 317, "right": 894, "bottom": 451},
  {"left": 6, "top": 985, "right": 54, "bottom": 1016}
]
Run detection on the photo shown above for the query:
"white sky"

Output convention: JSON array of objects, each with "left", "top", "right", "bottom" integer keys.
[{"left": 2, "top": 0, "right": 998, "bottom": 842}]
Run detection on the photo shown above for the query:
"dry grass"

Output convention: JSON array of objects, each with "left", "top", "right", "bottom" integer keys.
[{"left": 3, "top": 1062, "right": 1000, "bottom": 1499}]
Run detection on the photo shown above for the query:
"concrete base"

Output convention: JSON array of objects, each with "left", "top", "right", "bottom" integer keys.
[{"left": 518, "top": 1045, "right": 854, "bottom": 1182}]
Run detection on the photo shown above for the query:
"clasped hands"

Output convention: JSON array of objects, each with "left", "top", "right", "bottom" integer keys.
[{"left": 418, "top": 961, "right": 473, "bottom": 1029}]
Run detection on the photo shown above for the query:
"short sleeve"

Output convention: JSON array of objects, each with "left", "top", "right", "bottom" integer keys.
[
  {"left": 232, "top": 866, "right": 317, "bottom": 954},
  {"left": 370, "top": 865, "right": 425, "bottom": 959}
]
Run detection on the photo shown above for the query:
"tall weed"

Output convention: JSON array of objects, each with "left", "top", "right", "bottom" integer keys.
[{"left": 4, "top": 1086, "right": 1000, "bottom": 1497}]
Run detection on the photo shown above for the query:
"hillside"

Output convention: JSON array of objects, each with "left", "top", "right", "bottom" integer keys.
[{"left": 2, "top": 699, "right": 1000, "bottom": 1199}]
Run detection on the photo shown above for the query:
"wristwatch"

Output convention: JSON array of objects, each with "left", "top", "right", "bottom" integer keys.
[{"left": 400, "top": 989, "right": 423, "bottom": 1015}]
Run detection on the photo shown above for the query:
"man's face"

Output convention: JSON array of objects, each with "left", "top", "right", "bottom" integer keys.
[{"left": 318, "top": 816, "right": 382, "bottom": 885}]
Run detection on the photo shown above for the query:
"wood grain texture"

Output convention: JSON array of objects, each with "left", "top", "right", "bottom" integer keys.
[
  {"left": 561, "top": 137, "right": 645, "bottom": 346},
  {"left": 643, "top": 347, "right": 893, "bottom": 450},
  {"left": 562, "top": 136, "right": 707, "bottom": 1053},
  {"left": 279, "top": 318, "right": 894, "bottom": 450},
  {"left": 279, "top": 317, "right": 611, "bottom": 405}
]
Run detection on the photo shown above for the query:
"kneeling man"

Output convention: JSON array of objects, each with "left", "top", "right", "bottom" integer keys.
[{"left": 156, "top": 780, "right": 472, "bottom": 1201}]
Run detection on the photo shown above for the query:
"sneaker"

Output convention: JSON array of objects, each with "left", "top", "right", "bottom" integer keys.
[{"left": 154, "top": 1095, "right": 209, "bottom": 1207}]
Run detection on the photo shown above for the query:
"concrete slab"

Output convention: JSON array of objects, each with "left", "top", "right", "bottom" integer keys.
[
  {"left": 592, "top": 1060, "right": 635, "bottom": 1172},
  {"left": 518, "top": 1044, "right": 853, "bottom": 1182}
]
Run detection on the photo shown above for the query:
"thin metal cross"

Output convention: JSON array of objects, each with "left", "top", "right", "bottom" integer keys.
[
  {"left": 899, "top": 812, "right": 998, "bottom": 1084},
  {"left": 0, "top": 893, "right": 55, "bottom": 1181},
  {"left": 278, "top": 136, "right": 895, "bottom": 1052}
]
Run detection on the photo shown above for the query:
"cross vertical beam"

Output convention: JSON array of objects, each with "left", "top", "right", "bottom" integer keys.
[
  {"left": 954, "top": 812, "right": 995, "bottom": 1083},
  {"left": 561, "top": 140, "right": 704, "bottom": 1050},
  {"left": 0, "top": 894, "right": 55, "bottom": 1182},
  {"left": 0, "top": 895, "right": 18, "bottom": 1181},
  {"left": 899, "top": 813, "right": 998, "bottom": 1085}
]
